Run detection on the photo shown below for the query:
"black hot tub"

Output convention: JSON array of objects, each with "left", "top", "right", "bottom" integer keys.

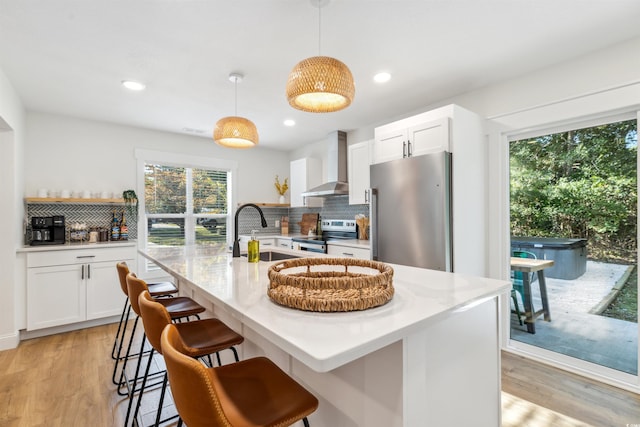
[{"left": 511, "top": 237, "right": 588, "bottom": 280}]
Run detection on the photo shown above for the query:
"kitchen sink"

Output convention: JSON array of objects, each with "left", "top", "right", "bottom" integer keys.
[{"left": 241, "top": 251, "right": 301, "bottom": 262}]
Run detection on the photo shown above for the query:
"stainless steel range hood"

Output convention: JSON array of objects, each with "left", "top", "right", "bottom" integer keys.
[{"left": 302, "top": 131, "right": 349, "bottom": 197}]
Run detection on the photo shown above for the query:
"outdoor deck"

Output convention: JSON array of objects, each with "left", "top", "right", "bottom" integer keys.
[{"left": 510, "top": 260, "right": 637, "bottom": 375}]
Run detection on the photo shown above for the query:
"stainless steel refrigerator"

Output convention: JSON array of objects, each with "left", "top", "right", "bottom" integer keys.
[{"left": 369, "top": 151, "right": 452, "bottom": 271}]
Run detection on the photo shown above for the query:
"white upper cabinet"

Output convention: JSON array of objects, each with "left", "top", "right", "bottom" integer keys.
[
  {"left": 290, "top": 157, "right": 322, "bottom": 207},
  {"left": 373, "top": 116, "right": 450, "bottom": 164},
  {"left": 348, "top": 140, "right": 373, "bottom": 205}
]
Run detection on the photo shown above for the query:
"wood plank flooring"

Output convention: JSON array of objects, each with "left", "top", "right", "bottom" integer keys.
[{"left": 0, "top": 322, "right": 639, "bottom": 426}]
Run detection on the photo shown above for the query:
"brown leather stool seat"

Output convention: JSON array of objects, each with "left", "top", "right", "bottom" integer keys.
[
  {"left": 116, "top": 261, "right": 178, "bottom": 298},
  {"left": 126, "top": 290, "right": 244, "bottom": 426},
  {"left": 111, "top": 261, "right": 178, "bottom": 386},
  {"left": 161, "top": 323, "right": 319, "bottom": 427},
  {"left": 126, "top": 273, "right": 205, "bottom": 321},
  {"left": 154, "top": 296, "right": 206, "bottom": 318}
]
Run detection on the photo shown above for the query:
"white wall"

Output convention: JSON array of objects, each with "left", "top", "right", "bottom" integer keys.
[
  {"left": 346, "top": 37, "right": 640, "bottom": 147},
  {"left": 0, "top": 66, "right": 26, "bottom": 350},
  {"left": 24, "top": 112, "right": 291, "bottom": 204}
]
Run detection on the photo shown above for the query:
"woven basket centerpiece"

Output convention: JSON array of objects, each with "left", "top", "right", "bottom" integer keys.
[{"left": 267, "top": 257, "right": 394, "bottom": 312}]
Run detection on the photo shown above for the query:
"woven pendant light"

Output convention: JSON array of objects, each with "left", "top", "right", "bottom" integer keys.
[
  {"left": 214, "top": 73, "right": 258, "bottom": 148},
  {"left": 286, "top": 0, "right": 355, "bottom": 113}
]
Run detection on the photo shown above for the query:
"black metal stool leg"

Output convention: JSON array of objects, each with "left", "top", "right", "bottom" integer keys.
[
  {"left": 112, "top": 304, "right": 134, "bottom": 385},
  {"left": 124, "top": 334, "right": 150, "bottom": 426},
  {"left": 111, "top": 297, "right": 130, "bottom": 360},
  {"left": 117, "top": 316, "right": 141, "bottom": 395},
  {"left": 130, "top": 346, "right": 155, "bottom": 427}
]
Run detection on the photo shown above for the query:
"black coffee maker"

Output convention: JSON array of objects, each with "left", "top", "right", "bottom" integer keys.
[{"left": 30, "top": 216, "right": 66, "bottom": 245}]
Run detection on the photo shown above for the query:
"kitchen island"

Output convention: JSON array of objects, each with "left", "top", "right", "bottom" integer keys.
[{"left": 140, "top": 244, "right": 509, "bottom": 427}]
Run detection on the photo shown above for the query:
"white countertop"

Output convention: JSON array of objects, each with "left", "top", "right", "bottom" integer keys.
[
  {"left": 140, "top": 244, "right": 509, "bottom": 372},
  {"left": 17, "top": 241, "right": 137, "bottom": 253}
]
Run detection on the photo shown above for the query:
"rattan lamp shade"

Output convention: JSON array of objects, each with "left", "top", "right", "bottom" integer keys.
[
  {"left": 213, "top": 116, "right": 259, "bottom": 149},
  {"left": 286, "top": 56, "right": 355, "bottom": 113}
]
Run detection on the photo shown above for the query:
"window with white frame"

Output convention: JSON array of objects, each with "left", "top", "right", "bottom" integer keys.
[{"left": 136, "top": 150, "right": 236, "bottom": 248}]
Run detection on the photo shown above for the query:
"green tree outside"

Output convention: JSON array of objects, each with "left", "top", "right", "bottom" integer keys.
[{"left": 510, "top": 119, "right": 637, "bottom": 263}]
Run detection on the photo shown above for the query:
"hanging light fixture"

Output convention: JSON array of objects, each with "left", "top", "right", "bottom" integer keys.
[
  {"left": 286, "top": 0, "right": 355, "bottom": 113},
  {"left": 214, "top": 73, "right": 259, "bottom": 149}
]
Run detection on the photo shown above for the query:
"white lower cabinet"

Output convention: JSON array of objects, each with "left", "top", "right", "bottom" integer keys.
[
  {"left": 26, "top": 246, "right": 134, "bottom": 331},
  {"left": 327, "top": 244, "right": 371, "bottom": 260},
  {"left": 276, "top": 238, "right": 292, "bottom": 250},
  {"left": 238, "top": 236, "right": 277, "bottom": 252}
]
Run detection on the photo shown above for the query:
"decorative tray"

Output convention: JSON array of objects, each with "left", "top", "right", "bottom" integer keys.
[{"left": 267, "top": 257, "right": 394, "bottom": 312}]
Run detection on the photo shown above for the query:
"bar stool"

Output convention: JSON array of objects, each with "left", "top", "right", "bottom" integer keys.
[
  {"left": 161, "top": 323, "right": 319, "bottom": 427},
  {"left": 112, "top": 262, "right": 178, "bottom": 386},
  {"left": 127, "top": 290, "right": 244, "bottom": 427},
  {"left": 117, "top": 273, "right": 206, "bottom": 398}
]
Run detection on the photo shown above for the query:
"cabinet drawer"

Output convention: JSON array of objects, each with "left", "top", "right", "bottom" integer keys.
[
  {"left": 276, "top": 238, "right": 292, "bottom": 249},
  {"left": 327, "top": 245, "right": 371, "bottom": 260},
  {"left": 27, "top": 246, "right": 136, "bottom": 268}
]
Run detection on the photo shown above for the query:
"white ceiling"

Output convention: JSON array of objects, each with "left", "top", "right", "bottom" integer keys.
[{"left": 1, "top": 0, "right": 639, "bottom": 151}]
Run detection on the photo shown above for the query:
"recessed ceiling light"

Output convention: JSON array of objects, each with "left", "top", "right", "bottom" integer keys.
[
  {"left": 284, "top": 119, "right": 296, "bottom": 127},
  {"left": 121, "top": 80, "right": 146, "bottom": 91},
  {"left": 373, "top": 72, "right": 391, "bottom": 83}
]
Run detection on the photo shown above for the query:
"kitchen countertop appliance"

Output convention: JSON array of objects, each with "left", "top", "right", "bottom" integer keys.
[
  {"left": 292, "top": 219, "right": 357, "bottom": 254},
  {"left": 30, "top": 215, "right": 66, "bottom": 246},
  {"left": 369, "top": 151, "right": 452, "bottom": 271}
]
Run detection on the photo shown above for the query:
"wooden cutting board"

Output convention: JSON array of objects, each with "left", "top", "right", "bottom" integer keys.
[{"left": 298, "top": 213, "right": 319, "bottom": 235}]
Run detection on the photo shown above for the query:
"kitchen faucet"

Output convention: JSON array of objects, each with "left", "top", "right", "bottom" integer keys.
[{"left": 233, "top": 203, "right": 268, "bottom": 257}]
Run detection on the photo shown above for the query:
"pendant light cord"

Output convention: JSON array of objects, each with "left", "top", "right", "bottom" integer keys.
[
  {"left": 318, "top": 4, "right": 322, "bottom": 56},
  {"left": 234, "top": 77, "right": 238, "bottom": 116}
]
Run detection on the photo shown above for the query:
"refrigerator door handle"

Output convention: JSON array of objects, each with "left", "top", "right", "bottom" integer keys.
[{"left": 368, "top": 188, "right": 378, "bottom": 260}]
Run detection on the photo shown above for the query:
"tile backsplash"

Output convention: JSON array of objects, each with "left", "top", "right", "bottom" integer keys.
[
  {"left": 25, "top": 196, "right": 368, "bottom": 244},
  {"left": 25, "top": 203, "right": 138, "bottom": 244},
  {"left": 238, "top": 196, "right": 368, "bottom": 235}
]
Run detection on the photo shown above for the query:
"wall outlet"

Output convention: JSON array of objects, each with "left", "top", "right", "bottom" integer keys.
[{"left": 275, "top": 220, "right": 280, "bottom": 228}]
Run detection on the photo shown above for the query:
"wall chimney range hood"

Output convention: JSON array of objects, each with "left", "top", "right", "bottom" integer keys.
[{"left": 302, "top": 130, "right": 349, "bottom": 197}]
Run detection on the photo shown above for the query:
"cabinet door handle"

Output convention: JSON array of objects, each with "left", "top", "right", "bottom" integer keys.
[
  {"left": 263, "top": 242, "right": 273, "bottom": 246},
  {"left": 402, "top": 141, "right": 407, "bottom": 158},
  {"left": 87, "top": 264, "right": 91, "bottom": 279},
  {"left": 364, "top": 189, "right": 369, "bottom": 203},
  {"left": 76, "top": 255, "right": 96, "bottom": 259},
  {"left": 342, "top": 252, "right": 354, "bottom": 257},
  {"left": 81, "top": 264, "right": 85, "bottom": 280},
  {"left": 407, "top": 140, "right": 412, "bottom": 157}
]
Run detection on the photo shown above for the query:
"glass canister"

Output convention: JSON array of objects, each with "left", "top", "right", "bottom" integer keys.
[{"left": 248, "top": 230, "right": 259, "bottom": 263}]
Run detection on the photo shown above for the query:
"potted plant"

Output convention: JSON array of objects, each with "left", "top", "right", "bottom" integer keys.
[
  {"left": 122, "top": 189, "right": 138, "bottom": 221},
  {"left": 274, "top": 175, "right": 289, "bottom": 204}
]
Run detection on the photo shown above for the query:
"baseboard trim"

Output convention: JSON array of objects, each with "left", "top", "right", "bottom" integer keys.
[
  {"left": 19, "top": 316, "right": 120, "bottom": 341},
  {"left": 0, "top": 331, "right": 20, "bottom": 351}
]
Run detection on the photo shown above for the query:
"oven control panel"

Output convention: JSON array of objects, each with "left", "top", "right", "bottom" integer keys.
[{"left": 322, "top": 219, "right": 356, "bottom": 232}]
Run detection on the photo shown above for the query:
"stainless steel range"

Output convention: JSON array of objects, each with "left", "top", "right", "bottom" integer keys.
[{"left": 291, "top": 219, "right": 357, "bottom": 254}]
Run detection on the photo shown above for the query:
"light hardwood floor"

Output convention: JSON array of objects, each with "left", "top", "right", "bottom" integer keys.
[{"left": 1, "top": 323, "right": 639, "bottom": 426}]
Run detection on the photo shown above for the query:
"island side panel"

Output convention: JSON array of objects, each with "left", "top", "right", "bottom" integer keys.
[
  {"left": 404, "top": 296, "right": 501, "bottom": 427},
  {"left": 291, "top": 340, "right": 403, "bottom": 427}
]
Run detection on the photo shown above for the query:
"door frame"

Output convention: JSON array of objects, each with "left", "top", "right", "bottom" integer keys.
[{"left": 486, "top": 81, "right": 640, "bottom": 393}]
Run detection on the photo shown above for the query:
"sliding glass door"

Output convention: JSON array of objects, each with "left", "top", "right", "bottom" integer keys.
[{"left": 508, "top": 115, "right": 638, "bottom": 380}]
